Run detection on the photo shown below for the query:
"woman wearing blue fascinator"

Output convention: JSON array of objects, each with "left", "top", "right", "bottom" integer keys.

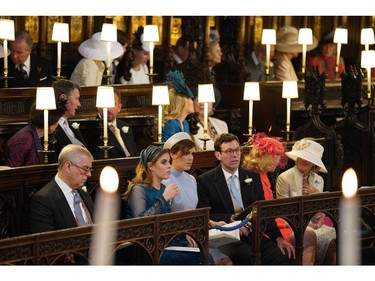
[{"left": 161, "top": 70, "right": 195, "bottom": 142}]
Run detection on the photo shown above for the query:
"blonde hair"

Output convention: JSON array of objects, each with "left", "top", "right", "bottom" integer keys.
[
  {"left": 162, "top": 87, "right": 189, "bottom": 124},
  {"left": 243, "top": 149, "right": 277, "bottom": 174}
]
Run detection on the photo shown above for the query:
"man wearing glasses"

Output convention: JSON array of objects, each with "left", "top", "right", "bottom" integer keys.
[
  {"left": 29, "top": 144, "right": 94, "bottom": 234},
  {"left": 196, "top": 133, "right": 295, "bottom": 265}
]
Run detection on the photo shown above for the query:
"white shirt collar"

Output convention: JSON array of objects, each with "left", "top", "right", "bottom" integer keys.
[{"left": 222, "top": 168, "right": 239, "bottom": 182}]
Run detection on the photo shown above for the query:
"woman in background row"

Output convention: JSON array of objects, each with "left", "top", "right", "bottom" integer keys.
[
  {"left": 276, "top": 138, "right": 337, "bottom": 265},
  {"left": 162, "top": 70, "right": 195, "bottom": 142}
]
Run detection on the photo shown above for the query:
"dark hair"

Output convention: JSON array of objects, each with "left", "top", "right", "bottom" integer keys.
[
  {"left": 132, "top": 26, "right": 145, "bottom": 51},
  {"left": 117, "top": 29, "right": 130, "bottom": 46},
  {"left": 52, "top": 79, "right": 80, "bottom": 113},
  {"left": 170, "top": 139, "right": 195, "bottom": 159},
  {"left": 214, "top": 133, "right": 239, "bottom": 152},
  {"left": 29, "top": 102, "right": 62, "bottom": 129}
]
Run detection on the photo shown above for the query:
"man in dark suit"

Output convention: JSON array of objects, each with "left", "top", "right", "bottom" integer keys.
[
  {"left": 0, "top": 31, "right": 53, "bottom": 88},
  {"left": 196, "top": 133, "right": 295, "bottom": 265},
  {"left": 29, "top": 144, "right": 94, "bottom": 234},
  {"left": 85, "top": 90, "right": 138, "bottom": 159},
  {"left": 51, "top": 79, "right": 87, "bottom": 158}
]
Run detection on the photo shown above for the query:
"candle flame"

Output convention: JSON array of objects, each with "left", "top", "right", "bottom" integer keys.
[
  {"left": 341, "top": 168, "right": 358, "bottom": 198},
  {"left": 100, "top": 166, "right": 119, "bottom": 193}
]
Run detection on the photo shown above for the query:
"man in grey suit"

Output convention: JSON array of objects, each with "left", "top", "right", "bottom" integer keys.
[
  {"left": 29, "top": 144, "right": 94, "bottom": 234},
  {"left": 196, "top": 133, "right": 295, "bottom": 265}
]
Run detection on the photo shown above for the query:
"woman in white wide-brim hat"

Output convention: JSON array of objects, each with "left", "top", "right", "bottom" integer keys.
[
  {"left": 274, "top": 25, "right": 318, "bottom": 81},
  {"left": 276, "top": 138, "right": 337, "bottom": 265},
  {"left": 70, "top": 32, "right": 124, "bottom": 87}
]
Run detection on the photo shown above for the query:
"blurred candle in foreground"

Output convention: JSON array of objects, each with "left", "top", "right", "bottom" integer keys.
[
  {"left": 339, "top": 168, "right": 360, "bottom": 265},
  {"left": 90, "top": 166, "right": 120, "bottom": 265}
]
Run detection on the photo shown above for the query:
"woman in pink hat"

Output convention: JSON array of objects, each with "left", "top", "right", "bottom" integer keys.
[{"left": 276, "top": 138, "right": 337, "bottom": 265}]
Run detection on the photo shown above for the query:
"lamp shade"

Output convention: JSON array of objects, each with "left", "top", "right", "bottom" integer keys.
[
  {"left": 36, "top": 87, "right": 56, "bottom": 110},
  {"left": 96, "top": 86, "right": 115, "bottom": 108},
  {"left": 261, "top": 29, "right": 276, "bottom": 45},
  {"left": 282, "top": 81, "right": 299, "bottom": 98},
  {"left": 198, "top": 84, "right": 215, "bottom": 103},
  {"left": 143, "top": 25, "right": 159, "bottom": 42},
  {"left": 298, "top": 28, "right": 313, "bottom": 45},
  {"left": 0, "top": 19, "right": 15, "bottom": 40},
  {"left": 243, "top": 82, "right": 260, "bottom": 101},
  {"left": 361, "top": 28, "right": 375, "bottom": 45},
  {"left": 101, "top": 23, "right": 117, "bottom": 42},
  {"left": 334, "top": 28, "right": 348, "bottom": 44},
  {"left": 152, "top": 85, "right": 169, "bottom": 105},
  {"left": 52, "top": 23, "right": 69, "bottom": 42},
  {"left": 361, "top": 50, "right": 375, "bottom": 68}
]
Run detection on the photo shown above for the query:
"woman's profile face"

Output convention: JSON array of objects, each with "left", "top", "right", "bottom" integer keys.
[
  {"left": 320, "top": 43, "right": 336, "bottom": 58},
  {"left": 184, "top": 98, "right": 195, "bottom": 115},
  {"left": 209, "top": 43, "right": 222, "bottom": 66}
]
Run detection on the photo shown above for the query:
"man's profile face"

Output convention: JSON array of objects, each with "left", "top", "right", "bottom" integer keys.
[{"left": 10, "top": 39, "right": 31, "bottom": 65}]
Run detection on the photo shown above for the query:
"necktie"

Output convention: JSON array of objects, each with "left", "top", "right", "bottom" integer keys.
[
  {"left": 72, "top": 190, "right": 88, "bottom": 226},
  {"left": 63, "top": 120, "right": 84, "bottom": 146},
  {"left": 18, "top": 64, "right": 28, "bottom": 80},
  {"left": 229, "top": 175, "right": 244, "bottom": 210},
  {"left": 110, "top": 124, "right": 131, "bottom": 157}
]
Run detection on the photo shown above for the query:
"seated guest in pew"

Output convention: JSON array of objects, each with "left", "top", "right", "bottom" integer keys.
[
  {"left": 51, "top": 79, "right": 88, "bottom": 157},
  {"left": 196, "top": 133, "right": 295, "bottom": 265},
  {"left": 29, "top": 144, "right": 94, "bottom": 234},
  {"left": 192, "top": 94, "right": 228, "bottom": 151},
  {"left": 162, "top": 70, "right": 195, "bottom": 142},
  {"left": 0, "top": 31, "right": 53, "bottom": 88},
  {"left": 276, "top": 138, "right": 337, "bottom": 265},
  {"left": 162, "top": 132, "right": 232, "bottom": 265},
  {"left": 242, "top": 133, "right": 317, "bottom": 265},
  {"left": 245, "top": 42, "right": 276, "bottom": 81},
  {"left": 70, "top": 32, "right": 124, "bottom": 86},
  {"left": 2, "top": 102, "right": 64, "bottom": 167},
  {"left": 85, "top": 89, "right": 138, "bottom": 159},
  {"left": 124, "top": 145, "right": 208, "bottom": 264}
]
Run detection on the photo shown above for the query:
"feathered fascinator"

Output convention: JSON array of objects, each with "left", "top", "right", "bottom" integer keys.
[
  {"left": 165, "top": 70, "right": 194, "bottom": 98},
  {"left": 249, "top": 132, "right": 288, "bottom": 169}
]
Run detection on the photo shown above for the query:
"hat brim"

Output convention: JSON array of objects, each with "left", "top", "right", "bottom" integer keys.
[
  {"left": 78, "top": 38, "right": 124, "bottom": 61},
  {"left": 285, "top": 150, "right": 327, "bottom": 173},
  {"left": 163, "top": 132, "right": 192, "bottom": 149},
  {"left": 276, "top": 37, "right": 318, "bottom": 53}
]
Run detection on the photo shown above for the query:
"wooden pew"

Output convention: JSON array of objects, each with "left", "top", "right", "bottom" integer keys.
[{"left": 0, "top": 208, "right": 211, "bottom": 265}]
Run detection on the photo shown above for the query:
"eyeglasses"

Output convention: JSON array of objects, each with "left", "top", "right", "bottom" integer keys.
[
  {"left": 71, "top": 162, "right": 93, "bottom": 175},
  {"left": 221, "top": 148, "right": 241, "bottom": 155}
]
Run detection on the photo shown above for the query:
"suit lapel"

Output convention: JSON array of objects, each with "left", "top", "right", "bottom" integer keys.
[
  {"left": 52, "top": 180, "right": 77, "bottom": 228},
  {"left": 214, "top": 166, "right": 235, "bottom": 213}
]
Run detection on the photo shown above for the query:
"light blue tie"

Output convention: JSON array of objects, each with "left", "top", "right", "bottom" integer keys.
[
  {"left": 73, "top": 191, "right": 88, "bottom": 226},
  {"left": 229, "top": 174, "right": 244, "bottom": 210}
]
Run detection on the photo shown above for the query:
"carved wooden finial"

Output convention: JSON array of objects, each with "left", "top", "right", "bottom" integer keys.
[
  {"left": 304, "top": 66, "right": 327, "bottom": 111},
  {"left": 340, "top": 65, "right": 364, "bottom": 108}
]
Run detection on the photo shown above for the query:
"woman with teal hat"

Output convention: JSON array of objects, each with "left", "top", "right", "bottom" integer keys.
[{"left": 161, "top": 70, "right": 195, "bottom": 142}]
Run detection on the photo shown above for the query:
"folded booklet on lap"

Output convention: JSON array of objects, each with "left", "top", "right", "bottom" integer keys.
[{"left": 209, "top": 220, "right": 241, "bottom": 248}]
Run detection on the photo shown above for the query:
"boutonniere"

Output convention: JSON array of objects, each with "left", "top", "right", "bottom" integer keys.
[
  {"left": 71, "top": 122, "right": 80, "bottom": 129},
  {"left": 121, "top": 126, "right": 129, "bottom": 133},
  {"left": 81, "top": 186, "right": 87, "bottom": 192},
  {"left": 244, "top": 176, "right": 253, "bottom": 186}
]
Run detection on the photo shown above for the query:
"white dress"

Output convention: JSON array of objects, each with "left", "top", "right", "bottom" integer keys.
[
  {"left": 192, "top": 117, "right": 228, "bottom": 151},
  {"left": 120, "top": 64, "right": 150, "bottom": 85}
]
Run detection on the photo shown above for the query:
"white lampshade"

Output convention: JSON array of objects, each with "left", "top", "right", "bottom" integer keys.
[
  {"left": 36, "top": 87, "right": 56, "bottom": 110},
  {"left": 152, "top": 85, "right": 169, "bottom": 105},
  {"left": 0, "top": 19, "right": 15, "bottom": 40},
  {"left": 52, "top": 23, "right": 69, "bottom": 43},
  {"left": 101, "top": 23, "right": 117, "bottom": 42},
  {"left": 334, "top": 28, "right": 348, "bottom": 44},
  {"left": 96, "top": 86, "right": 115, "bottom": 108},
  {"left": 282, "top": 81, "right": 299, "bottom": 99},
  {"left": 143, "top": 25, "right": 159, "bottom": 42},
  {"left": 298, "top": 28, "right": 313, "bottom": 45},
  {"left": 243, "top": 82, "right": 260, "bottom": 101},
  {"left": 198, "top": 84, "right": 215, "bottom": 103},
  {"left": 261, "top": 29, "right": 276, "bottom": 45},
  {"left": 361, "top": 50, "right": 375, "bottom": 68},
  {"left": 361, "top": 28, "right": 375, "bottom": 45}
]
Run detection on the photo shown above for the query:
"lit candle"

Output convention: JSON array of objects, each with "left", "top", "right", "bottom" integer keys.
[
  {"left": 103, "top": 107, "right": 108, "bottom": 141},
  {"left": 336, "top": 43, "right": 341, "bottom": 71},
  {"left": 249, "top": 100, "right": 253, "bottom": 131},
  {"left": 3, "top": 39, "right": 8, "bottom": 71},
  {"left": 203, "top": 102, "right": 208, "bottom": 138},
  {"left": 158, "top": 104, "right": 162, "bottom": 141},
  {"left": 43, "top": 109, "right": 48, "bottom": 145},
  {"left": 106, "top": 41, "right": 111, "bottom": 76},
  {"left": 265, "top": 44, "right": 270, "bottom": 75},
  {"left": 302, "top": 44, "right": 307, "bottom": 74},
  {"left": 57, "top": 41, "right": 62, "bottom": 70},
  {"left": 286, "top": 97, "right": 291, "bottom": 128},
  {"left": 89, "top": 166, "right": 120, "bottom": 265},
  {"left": 149, "top": 41, "right": 154, "bottom": 71},
  {"left": 339, "top": 168, "right": 360, "bottom": 265}
]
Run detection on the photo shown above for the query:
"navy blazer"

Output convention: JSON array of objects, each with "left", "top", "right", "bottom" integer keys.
[
  {"left": 0, "top": 54, "right": 53, "bottom": 88},
  {"left": 29, "top": 179, "right": 94, "bottom": 234},
  {"left": 196, "top": 165, "right": 282, "bottom": 242},
  {"left": 53, "top": 122, "right": 88, "bottom": 157}
]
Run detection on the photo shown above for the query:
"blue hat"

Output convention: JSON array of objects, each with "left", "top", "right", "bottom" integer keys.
[
  {"left": 140, "top": 145, "right": 163, "bottom": 168},
  {"left": 165, "top": 70, "right": 194, "bottom": 98}
]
